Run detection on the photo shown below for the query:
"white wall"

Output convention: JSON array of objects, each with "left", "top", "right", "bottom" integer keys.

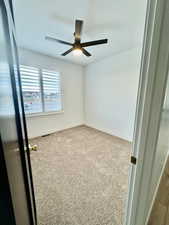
[
  {"left": 84, "top": 47, "right": 142, "bottom": 141},
  {"left": 19, "top": 49, "right": 84, "bottom": 138},
  {"left": 19, "top": 47, "right": 141, "bottom": 141}
]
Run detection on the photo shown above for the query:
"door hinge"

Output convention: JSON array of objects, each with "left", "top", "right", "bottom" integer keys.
[{"left": 131, "top": 156, "right": 137, "bottom": 165}]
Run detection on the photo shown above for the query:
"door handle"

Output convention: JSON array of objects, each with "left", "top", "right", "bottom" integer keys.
[
  {"left": 14, "top": 144, "right": 37, "bottom": 153},
  {"left": 28, "top": 144, "right": 37, "bottom": 151}
]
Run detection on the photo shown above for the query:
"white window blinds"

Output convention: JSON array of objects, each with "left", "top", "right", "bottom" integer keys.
[
  {"left": 42, "top": 69, "right": 62, "bottom": 112},
  {"left": 20, "top": 65, "right": 62, "bottom": 114}
]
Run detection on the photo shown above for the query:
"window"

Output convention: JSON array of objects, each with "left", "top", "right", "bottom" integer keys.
[
  {"left": 20, "top": 65, "right": 62, "bottom": 114},
  {"left": 42, "top": 69, "right": 62, "bottom": 112}
]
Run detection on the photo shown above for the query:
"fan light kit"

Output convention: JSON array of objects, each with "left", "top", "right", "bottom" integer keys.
[
  {"left": 45, "top": 19, "right": 108, "bottom": 57},
  {"left": 73, "top": 48, "right": 82, "bottom": 56}
]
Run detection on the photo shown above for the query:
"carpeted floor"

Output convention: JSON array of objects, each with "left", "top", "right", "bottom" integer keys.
[{"left": 30, "top": 125, "right": 131, "bottom": 225}]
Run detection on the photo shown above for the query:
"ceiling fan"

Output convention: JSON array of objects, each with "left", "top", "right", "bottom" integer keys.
[{"left": 45, "top": 19, "right": 108, "bottom": 57}]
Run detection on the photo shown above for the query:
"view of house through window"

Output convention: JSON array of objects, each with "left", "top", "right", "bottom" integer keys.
[{"left": 20, "top": 65, "right": 62, "bottom": 114}]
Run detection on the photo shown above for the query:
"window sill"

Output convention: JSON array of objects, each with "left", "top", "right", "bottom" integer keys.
[{"left": 25, "top": 110, "right": 64, "bottom": 118}]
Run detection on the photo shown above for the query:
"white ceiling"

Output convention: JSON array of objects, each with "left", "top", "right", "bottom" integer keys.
[{"left": 13, "top": 0, "right": 147, "bottom": 65}]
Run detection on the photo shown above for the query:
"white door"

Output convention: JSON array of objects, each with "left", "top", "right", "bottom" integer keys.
[{"left": 125, "top": 0, "right": 169, "bottom": 224}]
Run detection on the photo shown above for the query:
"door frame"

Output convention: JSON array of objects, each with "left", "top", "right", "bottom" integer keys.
[
  {"left": 1, "top": 0, "right": 37, "bottom": 224},
  {"left": 2, "top": 0, "right": 169, "bottom": 224},
  {"left": 125, "top": 0, "right": 169, "bottom": 224}
]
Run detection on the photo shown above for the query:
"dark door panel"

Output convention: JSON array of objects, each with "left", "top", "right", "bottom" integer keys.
[{"left": 0, "top": 0, "right": 36, "bottom": 224}]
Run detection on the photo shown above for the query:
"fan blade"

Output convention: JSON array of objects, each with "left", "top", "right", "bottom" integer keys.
[
  {"left": 61, "top": 48, "right": 74, "bottom": 56},
  {"left": 81, "top": 39, "right": 108, "bottom": 47},
  {"left": 45, "top": 36, "right": 73, "bottom": 46},
  {"left": 75, "top": 20, "right": 83, "bottom": 41},
  {"left": 82, "top": 48, "right": 91, "bottom": 57}
]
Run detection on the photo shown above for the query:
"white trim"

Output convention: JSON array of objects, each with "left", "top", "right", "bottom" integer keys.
[
  {"left": 125, "top": 0, "right": 169, "bottom": 224},
  {"left": 124, "top": 0, "right": 157, "bottom": 222},
  {"left": 85, "top": 124, "right": 132, "bottom": 143},
  {"left": 26, "top": 110, "right": 64, "bottom": 118},
  {"left": 28, "top": 124, "right": 85, "bottom": 139}
]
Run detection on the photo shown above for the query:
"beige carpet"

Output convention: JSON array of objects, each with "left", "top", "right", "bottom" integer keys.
[{"left": 30, "top": 125, "right": 131, "bottom": 225}]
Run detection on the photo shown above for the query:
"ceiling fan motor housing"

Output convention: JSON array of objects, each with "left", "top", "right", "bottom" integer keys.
[{"left": 46, "top": 19, "right": 108, "bottom": 57}]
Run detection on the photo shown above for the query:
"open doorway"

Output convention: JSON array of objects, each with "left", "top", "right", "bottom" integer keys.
[{"left": 12, "top": 0, "right": 147, "bottom": 224}]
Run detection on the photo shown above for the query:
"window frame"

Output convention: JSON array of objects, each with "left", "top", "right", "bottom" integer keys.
[{"left": 20, "top": 64, "right": 64, "bottom": 117}]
